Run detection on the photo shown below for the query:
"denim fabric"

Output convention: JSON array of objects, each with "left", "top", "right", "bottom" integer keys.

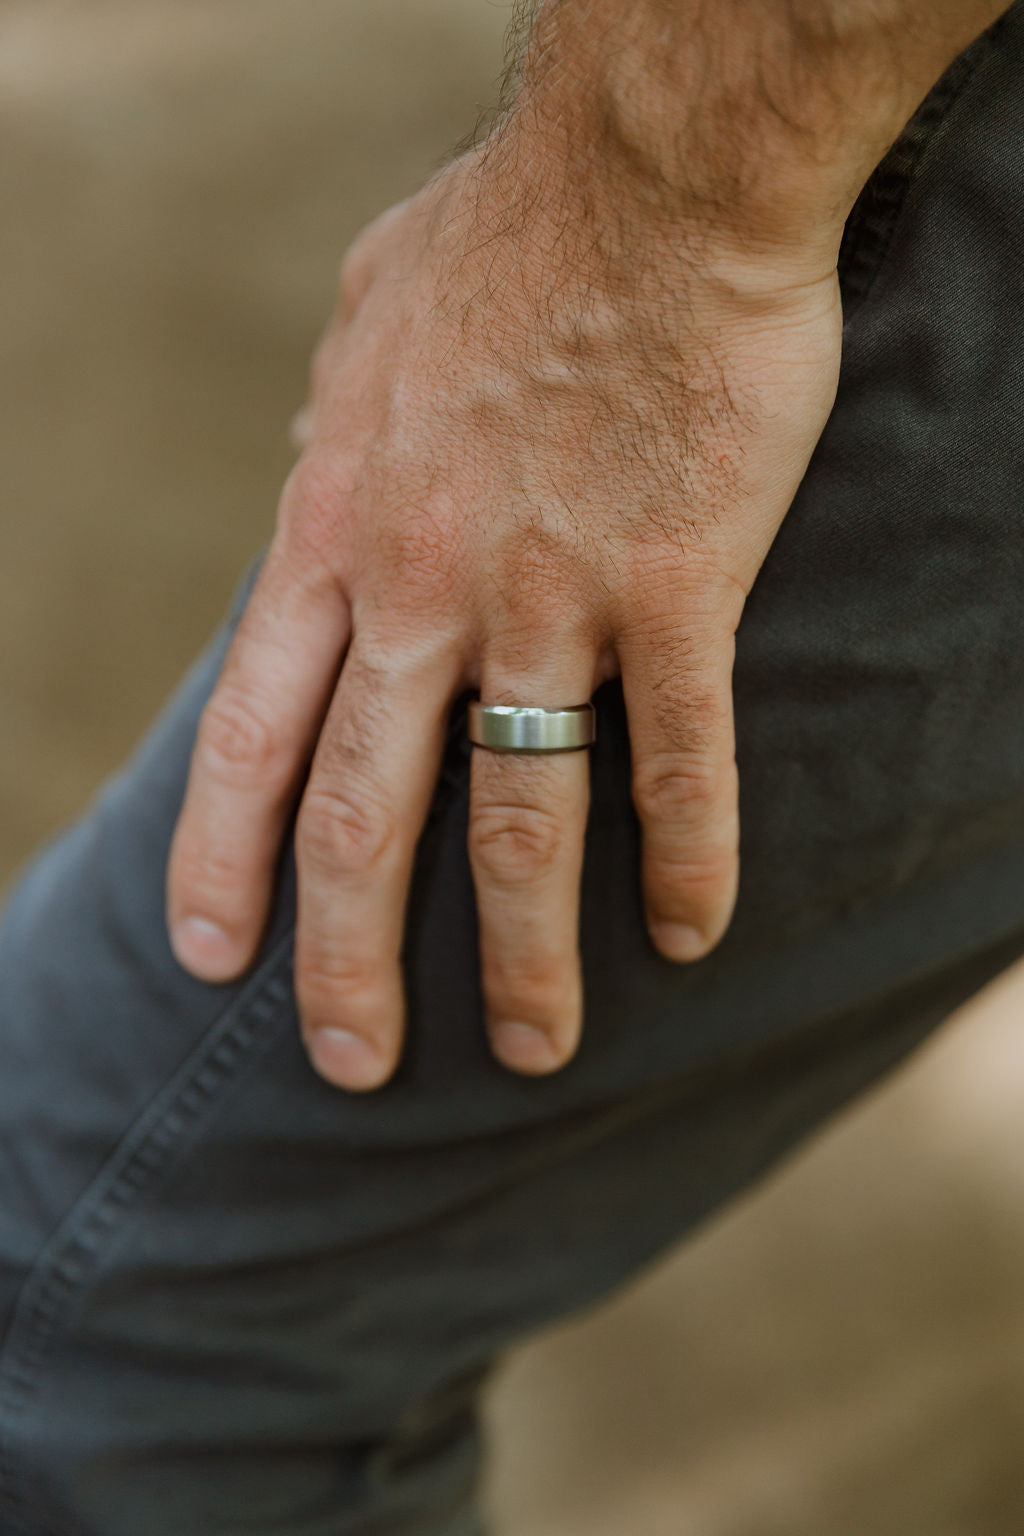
[{"left": 1, "top": 7, "right": 1023, "bottom": 1533}]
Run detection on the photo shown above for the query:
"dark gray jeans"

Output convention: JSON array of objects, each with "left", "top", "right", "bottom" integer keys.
[{"left": 2, "top": 9, "right": 1024, "bottom": 1533}]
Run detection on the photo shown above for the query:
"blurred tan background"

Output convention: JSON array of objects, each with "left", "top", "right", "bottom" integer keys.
[{"left": 2, "top": 3, "right": 1023, "bottom": 1531}]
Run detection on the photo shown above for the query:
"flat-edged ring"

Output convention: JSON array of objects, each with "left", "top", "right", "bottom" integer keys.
[{"left": 467, "top": 702, "right": 596, "bottom": 754}]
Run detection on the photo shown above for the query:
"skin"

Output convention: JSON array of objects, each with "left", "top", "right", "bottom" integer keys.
[{"left": 166, "top": 0, "right": 1011, "bottom": 1090}]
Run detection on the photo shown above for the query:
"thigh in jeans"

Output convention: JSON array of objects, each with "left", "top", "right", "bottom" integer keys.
[
  {"left": 0, "top": 599, "right": 1018, "bottom": 1536},
  {"left": 2, "top": 9, "right": 1024, "bottom": 1534}
]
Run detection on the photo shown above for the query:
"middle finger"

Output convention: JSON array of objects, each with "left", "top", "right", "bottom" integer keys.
[{"left": 295, "top": 631, "right": 461, "bottom": 1091}]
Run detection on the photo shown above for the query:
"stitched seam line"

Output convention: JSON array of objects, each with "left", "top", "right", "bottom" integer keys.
[
  {"left": 838, "top": 22, "right": 1002, "bottom": 315},
  {"left": 0, "top": 935, "right": 296, "bottom": 1534}
]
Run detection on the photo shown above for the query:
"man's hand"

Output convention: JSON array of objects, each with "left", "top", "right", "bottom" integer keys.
[
  {"left": 166, "top": 0, "right": 1008, "bottom": 1090},
  {"left": 166, "top": 134, "right": 842, "bottom": 1089}
]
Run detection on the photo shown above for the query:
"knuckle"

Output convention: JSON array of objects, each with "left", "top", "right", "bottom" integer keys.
[
  {"left": 277, "top": 453, "right": 350, "bottom": 560},
  {"left": 646, "top": 812, "right": 740, "bottom": 938},
  {"left": 297, "top": 952, "right": 379, "bottom": 1014},
  {"left": 335, "top": 204, "right": 404, "bottom": 314},
  {"left": 484, "top": 956, "right": 571, "bottom": 1023},
  {"left": 168, "top": 840, "right": 261, "bottom": 945},
  {"left": 632, "top": 750, "right": 722, "bottom": 824},
  {"left": 469, "top": 802, "right": 564, "bottom": 886},
  {"left": 370, "top": 501, "right": 464, "bottom": 615},
  {"left": 338, "top": 238, "right": 373, "bottom": 310},
  {"left": 196, "top": 690, "right": 287, "bottom": 788},
  {"left": 650, "top": 847, "right": 738, "bottom": 908},
  {"left": 298, "top": 787, "right": 395, "bottom": 876},
  {"left": 172, "top": 836, "right": 247, "bottom": 898},
  {"left": 295, "top": 948, "right": 397, "bottom": 1045},
  {"left": 492, "top": 527, "right": 591, "bottom": 629}
]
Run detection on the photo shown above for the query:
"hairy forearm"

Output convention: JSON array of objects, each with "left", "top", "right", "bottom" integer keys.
[{"left": 496, "top": 0, "right": 1011, "bottom": 277}]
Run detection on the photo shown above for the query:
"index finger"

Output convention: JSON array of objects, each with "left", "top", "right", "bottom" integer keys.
[{"left": 166, "top": 535, "right": 349, "bottom": 982}]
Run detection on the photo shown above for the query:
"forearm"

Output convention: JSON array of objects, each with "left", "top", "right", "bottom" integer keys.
[{"left": 495, "top": 0, "right": 1011, "bottom": 281}]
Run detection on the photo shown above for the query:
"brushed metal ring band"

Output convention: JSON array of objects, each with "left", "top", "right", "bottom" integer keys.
[{"left": 467, "top": 701, "right": 597, "bottom": 754}]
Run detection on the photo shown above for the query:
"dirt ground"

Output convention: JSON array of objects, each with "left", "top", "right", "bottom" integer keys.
[{"left": 2, "top": 4, "right": 1023, "bottom": 1531}]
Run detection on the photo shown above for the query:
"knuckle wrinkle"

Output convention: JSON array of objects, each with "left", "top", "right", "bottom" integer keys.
[
  {"left": 470, "top": 803, "right": 563, "bottom": 886},
  {"left": 633, "top": 754, "right": 718, "bottom": 822},
  {"left": 172, "top": 837, "right": 248, "bottom": 897},
  {"left": 198, "top": 692, "right": 284, "bottom": 786},
  {"left": 299, "top": 789, "right": 394, "bottom": 876}
]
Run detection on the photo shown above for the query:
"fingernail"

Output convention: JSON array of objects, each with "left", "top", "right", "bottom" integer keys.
[
  {"left": 170, "top": 916, "right": 240, "bottom": 981},
  {"left": 491, "top": 1021, "right": 563, "bottom": 1076},
  {"left": 308, "top": 1028, "right": 390, "bottom": 1091},
  {"left": 650, "top": 922, "right": 709, "bottom": 963}
]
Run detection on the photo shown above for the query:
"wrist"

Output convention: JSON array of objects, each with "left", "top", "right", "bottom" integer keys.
[
  {"left": 504, "top": 0, "right": 1009, "bottom": 281},
  {"left": 476, "top": 93, "right": 837, "bottom": 319}
]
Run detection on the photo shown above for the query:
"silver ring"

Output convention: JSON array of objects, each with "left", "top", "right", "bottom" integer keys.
[{"left": 467, "top": 701, "right": 596, "bottom": 754}]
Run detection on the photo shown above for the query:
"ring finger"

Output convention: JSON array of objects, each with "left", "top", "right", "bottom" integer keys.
[{"left": 469, "top": 647, "right": 597, "bottom": 1076}]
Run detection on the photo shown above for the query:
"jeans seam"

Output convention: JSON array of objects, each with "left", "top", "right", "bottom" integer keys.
[
  {"left": 837, "top": 18, "right": 1003, "bottom": 317},
  {"left": 0, "top": 933, "right": 297, "bottom": 1535}
]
